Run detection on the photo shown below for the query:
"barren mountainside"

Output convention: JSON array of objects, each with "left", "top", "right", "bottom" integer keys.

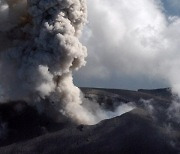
[{"left": 0, "top": 88, "right": 179, "bottom": 154}]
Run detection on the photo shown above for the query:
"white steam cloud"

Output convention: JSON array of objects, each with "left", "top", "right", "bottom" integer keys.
[
  {"left": 0, "top": 0, "right": 134, "bottom": 125},
  {"left": 78, "top": 0, "right": 180, "bottom": 89},
  {"left": 76, "top": 0, "right": 180, "bottom": 121}
]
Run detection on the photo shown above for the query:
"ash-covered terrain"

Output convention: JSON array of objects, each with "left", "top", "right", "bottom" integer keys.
[{"left": 0, "top": 87, "right": 179, "bottom": 154}]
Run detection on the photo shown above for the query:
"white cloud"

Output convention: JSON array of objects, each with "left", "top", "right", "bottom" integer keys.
[{"left": 75, "top": 0, "right": 180, "bottom": 91}]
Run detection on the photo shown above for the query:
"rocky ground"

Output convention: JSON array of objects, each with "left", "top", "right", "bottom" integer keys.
[{"left": 0, "top": 88, "right": 179, "bottom": 154}]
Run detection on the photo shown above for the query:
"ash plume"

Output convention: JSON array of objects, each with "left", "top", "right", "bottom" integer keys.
[
  {"left": 0, "top": 0, "right": 89, "bottom": 124},
  {"left": 0, "top": 0, "right": 134, "bottom": 125}
]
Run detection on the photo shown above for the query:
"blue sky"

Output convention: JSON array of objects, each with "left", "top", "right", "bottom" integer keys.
[
  {"left": 162, "top": 0, "right": 180, "bottom": 16},
  {"left": 74, "top": 0, "right": 180, "bottom": 90}
]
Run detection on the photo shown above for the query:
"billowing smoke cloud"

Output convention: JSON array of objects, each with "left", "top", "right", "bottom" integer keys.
[
  {"left": 0, "top": 0, "right": 87, "bottom": 100},
  {"left": 75, "top": 0, "right": 180, "bottom": 121},
  {"left": 0, "top": 0, "right": 89, "bottom": 124},
  {"left": 0, "top": 0, "right": 135, "bottom": 125},
  {"left": 77, "top": 0, "right": 180, "bottom": 89}
]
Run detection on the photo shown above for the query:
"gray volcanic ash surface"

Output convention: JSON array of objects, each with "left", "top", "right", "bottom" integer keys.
[{"left": 0, "top": 88, "right": 179, "bottom": 154}]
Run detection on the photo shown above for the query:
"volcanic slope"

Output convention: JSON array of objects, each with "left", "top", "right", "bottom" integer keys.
[{"left": 0, "top": 88, "right": 179, "bottom": 154}]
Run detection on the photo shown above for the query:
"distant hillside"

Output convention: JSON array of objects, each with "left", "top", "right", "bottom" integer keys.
[
  {"left": 138, "top": 88, "right": 172, "bottom": 99},
  {"left": 81, "top": 87, "right": 172, "bottom": 108}
]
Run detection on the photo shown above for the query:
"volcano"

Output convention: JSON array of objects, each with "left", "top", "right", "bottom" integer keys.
[{"left": 0, "top": 87, "right": 179, "bottom": 154}]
